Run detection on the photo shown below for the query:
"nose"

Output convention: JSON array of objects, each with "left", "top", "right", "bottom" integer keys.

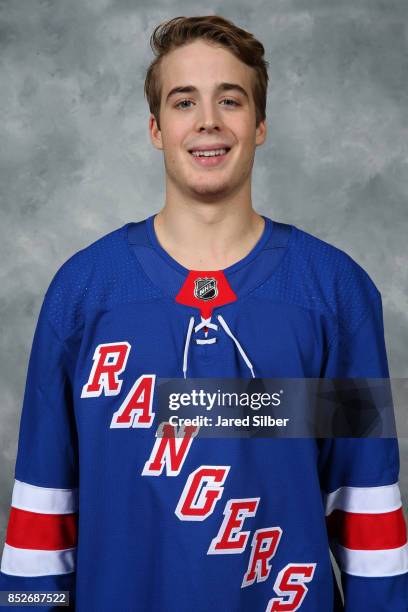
[
  {"left": 200, "top": 120, "right": 219, "bottom": 132},
  {"left": 196, "top": 101, "right": 222, "bottom": 132}
]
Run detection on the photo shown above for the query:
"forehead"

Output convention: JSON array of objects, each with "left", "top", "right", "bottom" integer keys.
[{"left": 159, "top": 39, "right": 253, "bottom": 96}]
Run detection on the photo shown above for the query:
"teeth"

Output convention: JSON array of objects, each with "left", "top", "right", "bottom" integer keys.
[{"left": 191, "top": 148, "right": 228, "bottom": 157}]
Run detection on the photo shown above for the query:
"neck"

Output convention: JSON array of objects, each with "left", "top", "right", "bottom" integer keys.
[{"left": 153, "top": 203, "right": 265, "bottom": 272}]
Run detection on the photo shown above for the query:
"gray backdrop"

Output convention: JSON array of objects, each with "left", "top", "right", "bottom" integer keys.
[{"left": 1, "top": 0, "right": 407, "bottom": 589}]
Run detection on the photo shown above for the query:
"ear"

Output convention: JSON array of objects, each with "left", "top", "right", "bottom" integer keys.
[
  {"left": 255, "top": 118, "right": 267, "bottom": 147},
  {"left": 149, "top": 114, "right": 163, "bottom": 151}
]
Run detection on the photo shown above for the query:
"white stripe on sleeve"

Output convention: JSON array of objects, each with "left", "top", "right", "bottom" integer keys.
[
  {"left": 331, "top": 541, "right": 408, "bottom": 577},
  {"left": 1, "top": 543, "right": 76, "bottom": 577},
  {"left": 11, "top": 479, "right": 78, "bottom": 514},
  {"left": 324, "top": 482, "right": 402, "bottom": 516}
]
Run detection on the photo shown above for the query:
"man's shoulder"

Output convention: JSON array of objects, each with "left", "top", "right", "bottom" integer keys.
[
  {"left": 287, "top": 224, "right": 382, "bottom": 333},
  {"left": 47, "top": 223, "right": 128, "bottom": 289},
  {"left": 255, "top": 220, "right": 383, "bottom": 332},
  {"left": 42, "top": 220, "right": 156, "bottom": 339},
  {"left": 291, "top": 223, "right": 380, "bottom": 296}
]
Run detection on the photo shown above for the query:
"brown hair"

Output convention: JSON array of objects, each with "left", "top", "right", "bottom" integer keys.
[{"left": 144, "top": 15, "right": 269, "bottom": 130}]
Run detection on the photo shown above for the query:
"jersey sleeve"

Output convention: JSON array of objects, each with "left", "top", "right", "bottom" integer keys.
[
  {"left": 319, "top": 281, "right": 408, "bottom": 610},
  {"left": 0, "top": 285, "right": 79, "bottom": 610}
]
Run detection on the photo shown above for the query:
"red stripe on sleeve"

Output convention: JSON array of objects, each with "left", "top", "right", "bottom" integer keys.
[
  {"left": 5, "top": 507, "right": 78, "bottom": 550},
  {"left": 326, "top": 507, "right": 408, "bottom": 550}
]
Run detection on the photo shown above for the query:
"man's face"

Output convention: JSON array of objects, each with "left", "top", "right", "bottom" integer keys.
[{"left": 149, "top": 39, "right": 266, "bottom": 201}]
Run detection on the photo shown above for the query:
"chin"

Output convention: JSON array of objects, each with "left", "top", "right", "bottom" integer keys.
[
  {"left": 189, "top": 182, "right": 231, "bottom": 199},
  {"left": 187, "top": 174, "right": 232, "bottom": 194}
]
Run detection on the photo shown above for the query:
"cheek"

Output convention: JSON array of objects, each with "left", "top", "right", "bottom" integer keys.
[
  {"left": 228, "top": 116, "right": 255, "bottom": 142},
  {"left": 160, "top": 117, "right": 189, "bottom": 146},
  {"left": 239, "top": 118, "right": 256, "bottom": 139}
]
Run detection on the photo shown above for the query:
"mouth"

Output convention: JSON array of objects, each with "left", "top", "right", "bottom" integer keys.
[{"left": 188, "top": 147, "right": 231, "bottom": 167}]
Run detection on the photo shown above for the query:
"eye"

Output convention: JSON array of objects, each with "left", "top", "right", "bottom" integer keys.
[
  {"left": 221, "top": 98, "right": 239, "bottom": 107},
  {"left": 174, "top": 98, "right": 240, "bottom": 109},
  {"left": 175, "top": 99, "right": 193, "bottom": 109}
]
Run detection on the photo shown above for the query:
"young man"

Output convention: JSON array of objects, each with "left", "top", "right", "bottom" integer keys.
[{"left": 1, "top": 15, "right": 407, "bottom": 612}]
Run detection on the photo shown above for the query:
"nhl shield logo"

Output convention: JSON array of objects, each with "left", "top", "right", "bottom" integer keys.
[{"left": 194, "top": 277, "right": 218, "bottom": 301}]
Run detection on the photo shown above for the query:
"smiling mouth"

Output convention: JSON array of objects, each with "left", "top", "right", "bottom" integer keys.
[
  {"left": 188, "top": 147, "right": 231, "bottom": 157},
  {"left": 188, "top": 147, "right": 231, "bottom": 166}
]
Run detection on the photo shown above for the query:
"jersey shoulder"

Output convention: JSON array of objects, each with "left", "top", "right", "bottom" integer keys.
[
  {"left": 292, "top": 224, "right": 380, "bottom": 288},
  {"left": 257, "top": 222, "right": 382, "bottom": 337},
  {"left": 292, "top": 225, "right": 382, "bottom": 334},
  {"left": 42, "top": 221, "right": 161, "bottom": 340}
]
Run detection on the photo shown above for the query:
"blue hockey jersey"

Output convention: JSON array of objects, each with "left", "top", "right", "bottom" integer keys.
[{"left": 1, "top": 214, "right": 407, "bottom": 611}]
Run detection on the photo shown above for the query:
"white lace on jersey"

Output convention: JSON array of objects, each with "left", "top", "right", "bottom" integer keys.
[{"left": 183, "top": 314, "right": 255, "bottom": 379}]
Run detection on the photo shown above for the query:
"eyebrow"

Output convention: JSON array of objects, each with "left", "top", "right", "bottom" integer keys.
[{"left": 165, "top": 82, "right": 249, "bottom": 103}]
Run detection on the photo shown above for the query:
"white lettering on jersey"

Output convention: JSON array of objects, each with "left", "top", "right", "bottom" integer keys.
[
  {"left": 175, "top": 466, "right": 230, "bottom": 521},
  {"left": 207, "top": 497, "right": 260, "bottom": 555},
  {"left": 267, "top": 563, "right": 317, "bottom": 611},
  {"left": 110, "top": 374, "right": 156, "bottom": 428},
  {"left": 142, "top": 423, "right": 199, "bottom": 477},
  {"left": 81, "top": 342, "right": 131, "bottom": 397},
  {"left": 241, "top": 527, "right": 282, "bottom": 588}
]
